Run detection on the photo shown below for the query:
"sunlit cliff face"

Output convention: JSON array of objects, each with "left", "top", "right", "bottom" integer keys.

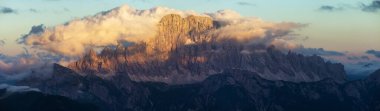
[{"left": 147, "top": 14, "right": 214, "bottom": 60}]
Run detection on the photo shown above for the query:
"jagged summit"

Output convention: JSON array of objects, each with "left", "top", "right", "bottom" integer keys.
[
  {"left": 153, "top": 14, "right": 214, "bottom": 50},
  {"left": 68, "top": 14, "right": 347, "bottom": 84},
  {"left": 86, "top": 49, "right": 98, "bottom": 61},
  {"left": 147, "top": 14, "right": 215, "bottom": 60}
]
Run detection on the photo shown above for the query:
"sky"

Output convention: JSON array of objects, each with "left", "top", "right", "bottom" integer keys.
[
  {"left": 0, "top": 0, "right": 379, "bottom": 55},
  {"left": 0, "top": 0, "right": 379, "bottom": 75}
]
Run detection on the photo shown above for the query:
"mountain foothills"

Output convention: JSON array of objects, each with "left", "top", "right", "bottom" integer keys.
[
  {"left": 0, "top": 87, "right": 99, "bottom": 111},
  {"left": 1, "top": 13, "right": 380, "bottom": 111},
  {"left": 8, "top": 64, "right": 380, "bottom": 111}
]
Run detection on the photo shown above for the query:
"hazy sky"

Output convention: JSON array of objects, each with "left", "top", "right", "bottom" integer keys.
[{"left": 0, "top": 0, "right": 379, "bottom": 55}]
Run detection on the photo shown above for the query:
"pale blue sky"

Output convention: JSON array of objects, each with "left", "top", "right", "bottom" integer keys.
[{"left": 0, "top": 0, "right": 379, "bottom": 55}]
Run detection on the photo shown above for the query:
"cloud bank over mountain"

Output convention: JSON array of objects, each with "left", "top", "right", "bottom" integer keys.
[
  {"left": 18, "top": 5, "right": 206, "bottom": 57},
  {"left": 1, "top": 4, "right": 377, "bottom": 81},
  {"left": 18, "top": 5, "right": 304, "bottom": 57}
]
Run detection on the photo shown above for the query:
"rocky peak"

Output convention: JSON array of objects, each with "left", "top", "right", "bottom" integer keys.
[
  {"left": 85, "top": 49, "right": 98, "bottom": 61},
  {"left": 115, "top": 44, "right": 126, "bottom": 53},
  {"left": 100, "top": 47, "right": 113, "bottom": 57},
  {"left": 158, "top": 14, "right": 213, "bottom": 34},
  {"left": 153, "top": 14, "right": 214, "bottom": 53}
]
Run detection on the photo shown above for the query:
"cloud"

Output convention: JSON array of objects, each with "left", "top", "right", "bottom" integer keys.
[
  {"left": 19, "top": 5, "right": 207, "bottom": 57},
  {"left": 345, "top": 60, "right": 380, "bottom": 76},
  {"left": 18, "top": 24, "right": 45, "bottom": 43},
  {"left": 0, "top": 43, "right": 67, "bottom": 81},
  {"left": 0, "top": 6, "right": 16, "bottom": 14},
  {"left": 63, "top": 8, "right": 70, "bottom": 12},
  {"left": 366, "top": 50, "right": 380, "bottom": 58},
  {"left": 361, "top": 0, "right": 380, "bottom": 12},
  {"left": 0, "top": 84, "right": 40, "bottom": 96},
  {"left": 0, "top": 40, "right": 4, "bottom": 52},
  {"left": 0, "top": 4, "right": 306, "bottom": 82},
  {"left": 347, "top": 56, "right": 370, "bottom": 60},
  {"left": 305, "top": 50, "right": 380, "bottom": 76},
  {"left": 237, "top": 2, "right": 255, "bottom": 6},
  {"left": 44, "top": 0, "right": 61, "bottom": 1},
  {"left": 293, "top": 47, "right": 345, "bottom": 56},
  {"left": 209, "top": 10, "right": 305, "bottom": 50},
  {"left": 0, "top": 54, "right": 46, "bottom": 75},
  {"left": 363, "top": 63, "right": 373, "bottom": 68},
  {"left": 318, "top": 5, "right": 343, "bottom": 12},
  {"left": 19, "top": 5, "right": 304, "bottom": 57},
  {"left": 362, "top": 56, "right": 371, "bottom": 60},
  {"left": 0, "top": 40, "right": 4, "bottom": 46},
  {"left": 0, "top": 50, "right": 62, "bottom": 82},
  {"left": 29, "top": 9, "right": 38, "bottom": 13}
]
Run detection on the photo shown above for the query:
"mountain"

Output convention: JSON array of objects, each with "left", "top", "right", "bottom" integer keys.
[
  {"left": 0, "top": 84, "right": 99, "bottom": 111},
  {"left": 367, "top": 69, "right": 380, "bottom": 82},
  {"left": 12, "top": 14, "right": 378, "bottom": 111},
  {"left": 17, "top": 64, "right": 380, "bottom": 111},
  {"left": 68, "top": 14, "right": 347, "bottom": 84},
  {"left": 19, "top": 64, "right": 154, "bottom": 111},
  {"left": 141, "top": 69, "right": 373, "bottom": 111}
]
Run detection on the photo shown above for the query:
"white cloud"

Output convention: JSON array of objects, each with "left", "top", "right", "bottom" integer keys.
[
  {"left": 19, "top": 4, "right": 305, "bottom": 57},
  {"left": 0, "top": 51, "right": 55, "bottom": 81},
  {"left": 19, "top": 5, "right": 206, "bottom": 57}
]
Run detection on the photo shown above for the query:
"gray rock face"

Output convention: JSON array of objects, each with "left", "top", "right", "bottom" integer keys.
[{"left": 67, "top": 14, "right": 347, "bottom": 84}]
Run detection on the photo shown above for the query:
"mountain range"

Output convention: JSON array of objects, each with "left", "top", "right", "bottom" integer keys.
[
  {"left": 1, "top": 14, "right": 379, "bottom": 111},
  {"left": 5, "top": 63, "right": 380, "bottom": 111},
  {"left": 67, "top": 14, "right": 346, "bottom": 84}
]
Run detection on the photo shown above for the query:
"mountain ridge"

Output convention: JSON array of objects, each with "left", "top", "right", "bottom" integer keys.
[
  {"left": 15, "top": 64, "right": 380, "bottom": 111},
  {"left": 67, "top": 14, "right": 347, "bottom": 84}
]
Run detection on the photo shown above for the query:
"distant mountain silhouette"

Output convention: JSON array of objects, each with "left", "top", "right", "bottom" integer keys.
[{"left": 0, "top": 87, "right": 99, "bottom": 111}]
